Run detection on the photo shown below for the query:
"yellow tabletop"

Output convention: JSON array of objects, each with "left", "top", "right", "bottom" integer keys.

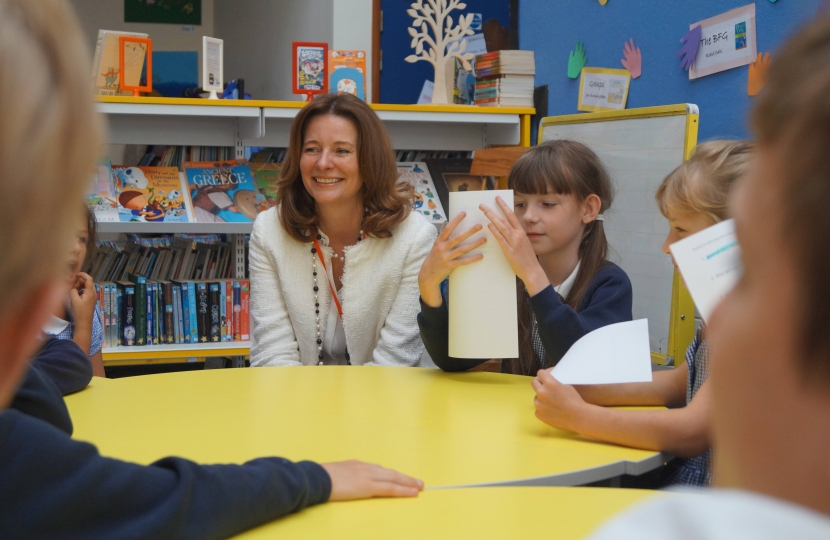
[
  {"left": 66, "top": 368, "right": 664, "bottom": 487},
  {"left": 235, "top": 487, "right": 676, "bottom": 539}
]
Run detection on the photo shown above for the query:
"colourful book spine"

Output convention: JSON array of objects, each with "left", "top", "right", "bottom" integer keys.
[
  {"left": 146, "top": 282, "right": 155, "bottom": 346},
  {"left": 133, "top": 276, "right": 146, "bottom": 345},
  {"left": 115, "top": 285, "right": 123, "bottom": 348},
  {"left": 209, "top": 282, "right": 221, "bottom": 343},
  {"left": 180, "top": 282, "right": 191, "bottom": 343},
  {"left": 106, "top": 283, "right": 115, "bottom": 348},
  {"left": 188, "top": 281, "right": 198, "bottom": 344},
  {"left": 224, "top": 280, "right": 233, "bottom": 342},
  {"left": 219, "top": 281, "right": 227, "bottom": 343},
  {"left": 232, "top": 281, "right": 242, "bottom": 341},
  {"left": 196, "top": 282, "right": 209, "bottom": 343},
  {"left": 118, "top": 282, "right": 136, "bottom": 346},
  {"left": 240, "top": 280, "right": 250, "bottom": 341},
  {"left": 171, "top": 284, "right": 181, "bottom": 344}
]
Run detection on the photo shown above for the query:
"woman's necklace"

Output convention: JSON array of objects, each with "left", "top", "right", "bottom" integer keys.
[{"left": 311, "top": 229, "right": 363, "bottom": 365}]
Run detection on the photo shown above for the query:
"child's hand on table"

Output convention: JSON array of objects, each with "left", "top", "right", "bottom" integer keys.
[
  {"left": 532, "top": 368, "right": 588, "bottom": 431},
  {"left": 321, "top": 460, "right": 424, "bottom": 500},
  {"left": 418, "top": 211, "right": 486, "bottom": 308}
]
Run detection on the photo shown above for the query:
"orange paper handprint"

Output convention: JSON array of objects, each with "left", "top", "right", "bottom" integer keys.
[{"left": 748, "top": 52, "right": 772, "bottom": 96}]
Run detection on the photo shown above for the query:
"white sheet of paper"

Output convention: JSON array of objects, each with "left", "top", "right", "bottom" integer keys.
[
  {"left": 417, "top": 80, "right": 434, "bottom": 104},
  {"left": 689, "top": 4, "right": 757, "bottom": 80},
  {"left": 446, "top": 33, "right": 488, "bottom": 57},
  {"left": 202, "top": 37, "right": 224, "bottom": 94},
  {"left": 448, "top": 190, "right": 518, "bottom": 359},
  {"left": 669, "top": 219, "right": 742, "bottom": 322},
  {"left": 551, "top": 319, "right": 652, "bottom": 385}
]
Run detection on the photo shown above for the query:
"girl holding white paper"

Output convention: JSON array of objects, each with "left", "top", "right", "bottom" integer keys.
[
  {"left": 533, "top": 141, "right": 753, "bottom": 487},
  {"left": 418, "top": 140, "right": 633, "bottom": 375}
]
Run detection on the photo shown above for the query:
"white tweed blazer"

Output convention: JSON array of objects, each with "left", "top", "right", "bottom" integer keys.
[{"left": 249, "top": 206, "right": 438, "bottom": 367}]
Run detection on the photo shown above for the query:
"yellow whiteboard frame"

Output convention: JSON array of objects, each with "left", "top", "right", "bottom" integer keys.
[{"left": 539, "top": 104, "right": 699, "bottom": 367}]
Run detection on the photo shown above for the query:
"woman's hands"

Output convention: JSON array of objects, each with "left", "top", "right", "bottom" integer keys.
[
  {"left": 531, "top": 368, "right": 589, "bottom": 432},
  {"left": 480, "top": 197, "right": 549, "bottom": 296},
  {"left": 321, "top": 460, "right": 424, "bottom": 501},
  {"left": 418, "top": 211, "right": 487, "bottom": 308}
]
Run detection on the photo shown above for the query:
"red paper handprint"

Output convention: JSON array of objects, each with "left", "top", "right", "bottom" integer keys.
[{"left": 621, "top": 39, "right": 641, "bottom": 79}]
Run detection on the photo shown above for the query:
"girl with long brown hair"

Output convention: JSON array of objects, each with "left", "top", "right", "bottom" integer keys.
[{"left": 418, "top": 140, "right": 632, "bottom": 375}]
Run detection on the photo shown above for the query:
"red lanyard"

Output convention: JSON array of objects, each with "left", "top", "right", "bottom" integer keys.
[{"left": 312, "top": 236, "right": 344, "bottom": 320}]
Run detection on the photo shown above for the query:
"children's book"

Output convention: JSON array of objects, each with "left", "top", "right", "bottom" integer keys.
[
  {"left": 91, "top": 30, "right": 149, "bottom": 95},
  {"left": 248, "top": 162, "right": 281, "bottom": 211},
  {"left": 183, "top": 160, "right": 264, "bottom": 223},
  {"left": 396, "top": 162, "right": 447, "bottom": 225},
  {"left": 112, "top": 166, "right": 192, "bottom": 223},
  {"left": 329, "top": 50, "right": 367, "bottom": 100},
  {"left": 86, "top": 159, "right": 119, "bottom": 222}
]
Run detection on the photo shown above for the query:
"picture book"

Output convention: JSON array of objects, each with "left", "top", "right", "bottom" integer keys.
[
  {"left": 86, "top": 159, "right": 119, "bottom": 222},
  {"left": 112, "top": 166, "right": 192, "bottom": 223},
  {"left": 248, "top": 162, "right": 281, "bottom": 211},
  {"left": 91, "top": 30, "right": 149, "bottom": 95},
  {"left": 183, "top": 160, "right": 264, "bottom": 223},
  {"left": 329, "top": 50, "right": 366, "bottom": 100},
  {"left": 396, "top": 162, "right": 447, "bottom": 225},
  {"left": 297, "top": 45, "right": 326, "bottom": 91}
]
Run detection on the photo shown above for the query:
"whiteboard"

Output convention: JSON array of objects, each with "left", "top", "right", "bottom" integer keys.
[{"left": 540, "top": 106, "right": 696, "bottom": 354}]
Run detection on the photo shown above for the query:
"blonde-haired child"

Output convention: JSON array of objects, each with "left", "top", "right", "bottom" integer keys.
[{"left": 532, "top": 140, "right": 753, "bottom": 487}]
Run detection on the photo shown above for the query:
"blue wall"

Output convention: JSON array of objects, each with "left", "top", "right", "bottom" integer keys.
[
  {"left": 520, "top": 1, "right": 821, "bottom": 141},
  {"left": 380, "top": 0, "right": 510, "bottom": 104}
]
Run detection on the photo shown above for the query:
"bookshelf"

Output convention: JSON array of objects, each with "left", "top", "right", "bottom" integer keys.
[{"left": 96, "top": 96, "right": 534, "bottom": 365}]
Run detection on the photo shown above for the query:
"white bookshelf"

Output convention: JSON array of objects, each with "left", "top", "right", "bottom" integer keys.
[{"left": 95, "top": 96, "right": 533, "bottom": 364}]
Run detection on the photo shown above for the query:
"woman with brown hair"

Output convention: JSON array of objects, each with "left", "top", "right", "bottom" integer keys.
[
  {"left": 249, "top": 93, "right": 437, "bottom": 366},
  {"left": 418, "top": 140, "right": 632, "bottom": 375}
]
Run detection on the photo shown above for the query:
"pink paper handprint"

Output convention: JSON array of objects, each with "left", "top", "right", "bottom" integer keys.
[{"left": 621, "top": 39, "right": 641, "bottom": 79}]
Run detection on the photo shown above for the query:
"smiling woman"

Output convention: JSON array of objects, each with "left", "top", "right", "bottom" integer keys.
[{"left": 249, "top": 93, "right": 438, "bottom": 367}]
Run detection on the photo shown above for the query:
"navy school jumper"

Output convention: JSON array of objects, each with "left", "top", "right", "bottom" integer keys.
[
  {"left": 0, "top": 340, "right": 331, "bottom": 540},
  {"left": 418, "top": 262, "right": 633, "bottom": 372}
]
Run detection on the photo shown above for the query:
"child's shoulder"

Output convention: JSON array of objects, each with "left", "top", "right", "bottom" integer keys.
[{"left": 594, "top": 261, "right": 632, "bottom": 286}]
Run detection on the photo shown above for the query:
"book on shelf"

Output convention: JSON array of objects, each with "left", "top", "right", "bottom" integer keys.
[
  {"left": 183, "top": 160, "right": 266, "bottom": 223},
  {"left": 473, "top": 50, "right": 535, "bottom": 107},
  {"left": 111, "top": 166, "right": 193, "bottom": 222},
  {"left": 329, "top": 50, "right": 367, "bottom": 101},
  {"left": 86, "top": 160, "right": 119, "bottom": 222},
  {"left": 91, "top": 30, "right": 149, "bottom": 96},
  {"left": 396, "top": 162, "right": 447, "bottom": 225},
  {"left": 248, "top": 162, "right": 281, "bottom": 211}
]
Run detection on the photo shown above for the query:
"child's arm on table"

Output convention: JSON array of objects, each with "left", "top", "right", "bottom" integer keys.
[{"left": 532, "top": 368, "right": 710, "bottom": 458}]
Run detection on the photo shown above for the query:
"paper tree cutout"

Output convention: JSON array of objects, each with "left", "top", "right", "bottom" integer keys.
[
  {"left": 405, "top": 0, "right": 475, "bottom": 105},
  {"left": 621, "top": 39, "right": 641, "bottom": 79},
  {"left": 748, "top": 52, "right": 771, "bottom": 96},
  {"left": 677, "top": 25, "right": 702, "bottom": 71}
]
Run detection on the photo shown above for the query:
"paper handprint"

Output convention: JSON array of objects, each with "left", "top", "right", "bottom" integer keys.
[
  {"left": 748, "top": 52, "right": 771, "bottom": 96},
  {"left": 621, "top": 39, "right": 642, "bottom": 79},
  {"left": 568, "top": 42, "right": 587, "bottom": 79},
  {"left": 677, "top": 25, "right": 702, "bottom": 71}
]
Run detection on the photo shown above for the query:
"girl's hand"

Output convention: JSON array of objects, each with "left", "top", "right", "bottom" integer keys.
[
  {"left": 531, "top": 368, "right": 588, "bottom": 432},
  {"left": 69, "top": 272, "right": 97, "bottom": 328},
  {"left": 418, "top": 211, "right": 487, "bottom": 308},
  {"left": 480, "top": 197, "right": 549, "bottom": 296}
]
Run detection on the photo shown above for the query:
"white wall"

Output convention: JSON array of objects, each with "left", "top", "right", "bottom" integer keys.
[
  {"left": 332, "top": 0, "right": 373, "bottom": 101},
  {"left": 215, "top": 0, "right": 334, "bottom": 101},
  {"left": 70, "top": 0, "right": 215, "bottom": 81}
]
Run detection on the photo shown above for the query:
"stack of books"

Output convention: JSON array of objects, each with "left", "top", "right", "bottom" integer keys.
[{"left": 474, "top": 51, "right": 536, "bottom": 107}]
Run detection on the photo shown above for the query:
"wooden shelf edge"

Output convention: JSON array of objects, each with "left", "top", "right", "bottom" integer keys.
[{"left": 103, "top": 342, "right": 251, "bottom": 362}]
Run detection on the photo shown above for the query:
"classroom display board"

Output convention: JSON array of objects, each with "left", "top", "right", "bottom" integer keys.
[{"left": 540, "top": 105, "right": 698, "bottom": 356}]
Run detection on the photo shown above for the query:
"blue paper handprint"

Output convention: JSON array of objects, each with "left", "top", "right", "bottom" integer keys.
[
  {"left": 568, "top": 42, "right": 587, "bottom": 79},
  {"left": 677, "top": 25, "right": 702, "bottom": 71}
]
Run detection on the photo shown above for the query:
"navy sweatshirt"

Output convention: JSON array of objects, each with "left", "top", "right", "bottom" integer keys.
[
  {"left": 0, "top": 343, "right": 332, "bottom": 539},
  {"left": 9, "top": 337, "right": 91, "bottom": 436},
  {"left": 419, "top": 262, "right": 633, "bottom": 372}
]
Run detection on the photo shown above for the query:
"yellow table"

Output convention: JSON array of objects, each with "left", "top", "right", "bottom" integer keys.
[
  {"left": 235, "top": 487, "right": 680, "bottom": 539},
  {"left": 66, "top": 367, "right": 665, "bottom": 487}
]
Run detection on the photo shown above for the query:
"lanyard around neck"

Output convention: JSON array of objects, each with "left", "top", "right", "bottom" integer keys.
[{"left": 312, "top": 235, "right": 344, "bottom": 320}]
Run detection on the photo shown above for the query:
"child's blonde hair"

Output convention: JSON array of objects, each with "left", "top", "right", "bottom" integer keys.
[
  {"left": 656, "top": 141, "right": 754, "bottom": 223},
  {"left": 0, "top": 0, "right": 102, "bottom": 319}
]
